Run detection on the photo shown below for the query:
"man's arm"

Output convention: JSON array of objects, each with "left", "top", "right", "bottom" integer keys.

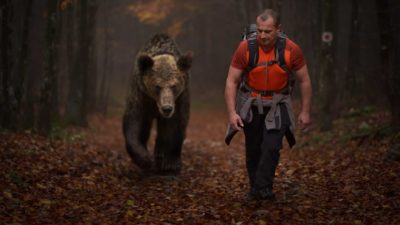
[
  {"left": 225, "top": 66, "right": 244, "bottom": 130},
  {"left": 294, "top": 65, "right": 312, "bottom": 129}
]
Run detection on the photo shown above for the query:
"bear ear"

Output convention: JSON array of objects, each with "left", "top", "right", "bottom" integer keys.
[
  {"left": 177, "top": 52, "right": 193, "bottom": 72},
  {"left": 138, "top": 54, "right": 154, "bottom": 73}
]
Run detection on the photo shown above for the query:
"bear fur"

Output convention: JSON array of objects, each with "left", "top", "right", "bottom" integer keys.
[{"left": 123, "top": 34, "right": 192, "bottom": 175}]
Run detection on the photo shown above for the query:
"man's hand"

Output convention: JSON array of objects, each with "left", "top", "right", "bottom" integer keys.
[
  {"left": 297, "top": 111, "right": 311, "bottom": 131},
  {"left": 229, "top": 112, "right": 244, "bottom": 130}
]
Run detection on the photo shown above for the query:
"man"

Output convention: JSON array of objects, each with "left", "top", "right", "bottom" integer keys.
[{"left": 224, "top": 9, "right": 312, "bottom": 201}]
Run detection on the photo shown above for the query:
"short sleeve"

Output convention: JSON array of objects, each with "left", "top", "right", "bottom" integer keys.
[
  {"left": 230, "top": 41, "right": 248, "bottom": 70},
  {"left": 286, "top": 39, "right": 305, "bottom": 71}
]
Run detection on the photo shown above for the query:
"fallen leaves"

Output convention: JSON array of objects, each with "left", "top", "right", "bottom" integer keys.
[
  {"left": 3, "top": 190, "right": 13, "bottom": 200},
  {"left": 1, "top": 108, "right": 399, "bottom": 224}
]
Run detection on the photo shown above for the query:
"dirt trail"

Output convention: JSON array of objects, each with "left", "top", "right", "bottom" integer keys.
[{"left": 1, "top": 107, "right": 399, "bottom": 224}]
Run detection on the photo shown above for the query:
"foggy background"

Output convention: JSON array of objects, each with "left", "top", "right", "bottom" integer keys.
[{"left": 1, "top": 0, "right": 399, "bottom": 133}]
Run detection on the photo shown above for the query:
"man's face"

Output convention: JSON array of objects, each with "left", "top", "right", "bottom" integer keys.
[{"left": 256, "top": 17, "right": 279, "bottom": 48}]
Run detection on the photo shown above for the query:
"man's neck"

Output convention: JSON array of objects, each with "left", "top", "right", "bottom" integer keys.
[
  {"left": 261, "top": 45, "right": 274, "bottom": 52},
  {"left": 259, "top": 43, "right": 275, "bottom": 52},
  {"left": 257, "top": 39, "right": 276, "bottom": 52}
]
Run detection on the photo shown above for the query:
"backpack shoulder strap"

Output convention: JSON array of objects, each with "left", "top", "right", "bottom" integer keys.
[
  {"left": 275, "top": 33, "right": 296, "bottom": 94},
  {"left": 275, "top": 34, "right": 287, "bottom": 67},
  {"left": 247, "top": 38, "right": 258, "bottom": 71}
]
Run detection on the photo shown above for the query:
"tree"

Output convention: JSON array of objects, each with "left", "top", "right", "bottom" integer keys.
[
  {"left": 13, "top": 0, "right": 34, "bottom": 129},
  {"left": 344, "top": 0, "right": 360, "bottom": 101},
  {"left": 0, "top": 0, "right": 14, "bottom": 129},
  {"left": 376, "top": 0, "right": 400, "bottom": 129},
  {"left": 86, "top": 0, "right": 98, "bottom": 113},
  {"left": 38, "top": 0, "right": 61, "bottom": 134},
  {"left": 98, "top": 1, "right": 112, "bottom": 115},
  {"left": 235, "top": 0, "right": 249, "bottom": 26},
  {"left": 319, "top": 0, "right": 337, "bottom": 131},
  {"left": 235, "top": 0, "right": 281, "bottom": 25},
  {"left": 65, "top": 0, "right": 97, "bottom": 126},
  {"left": 66, "top": 0, "right": 86, "bottom": 126}
]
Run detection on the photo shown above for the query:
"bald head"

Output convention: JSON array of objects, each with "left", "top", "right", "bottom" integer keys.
[{"left": 257, "top": 9, "right": 280, "bottom": 28}]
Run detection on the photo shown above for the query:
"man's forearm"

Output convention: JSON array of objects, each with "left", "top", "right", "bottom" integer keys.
[
  {"left": 294, "top": 65, "right": 312, "bottom": 114},
  {"left": 225, "top": 81, "right": 238, "bottom": 115},
  {"left": 225, "top": 66, "right": 243, "bottom": 116},
  {"left": 299, "top": 80, "right": 312, "bottom": 114}
]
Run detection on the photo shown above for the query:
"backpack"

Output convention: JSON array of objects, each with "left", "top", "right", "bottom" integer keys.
[{"left": 241, "top": 24, "right": 295, "bottom": 95}]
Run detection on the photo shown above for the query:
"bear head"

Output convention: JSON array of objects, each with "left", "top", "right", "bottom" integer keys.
[{"left": 137, "top": 53, "right": 192, "bottom": 118}]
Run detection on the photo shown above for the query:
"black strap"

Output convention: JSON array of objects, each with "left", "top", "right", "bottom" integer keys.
[
  {"left": 247, "top": 38, "right": 259, "bottom": 70},
  {"left": 275, "top": 35, "right": 287, "bottom": 67},
  {"left": 276, "top": 34, "right": 296, "bottom": 94}
]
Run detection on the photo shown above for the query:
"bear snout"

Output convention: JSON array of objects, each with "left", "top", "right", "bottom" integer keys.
[
  {"left": 159, "top": 105, "right": 175, "bottom": 118},
  {"left": 158, "top": 88, "right": 176, "bottom": 118},
  {"left": 161, "top": 105, "right": 174, "bottom": 116}
]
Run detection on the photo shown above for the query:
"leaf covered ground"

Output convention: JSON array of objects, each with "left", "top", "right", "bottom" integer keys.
[{"left": 1, "top": 106, "right": 399, "bottom": 225}]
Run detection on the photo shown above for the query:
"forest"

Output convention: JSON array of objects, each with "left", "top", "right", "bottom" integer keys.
[{"left": 1, "top": 0, "right": 399, "bottom": 224}]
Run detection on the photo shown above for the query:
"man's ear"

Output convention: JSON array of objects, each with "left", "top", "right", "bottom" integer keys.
[
  {"left": 177, "top": 52, "right": 193, "bottom": 72},
  {"left": 277, "top": 24, "right": 282, "bottom": 32},
  {"left": 138, "top": 54, "right": 154, "bottom": 73}
]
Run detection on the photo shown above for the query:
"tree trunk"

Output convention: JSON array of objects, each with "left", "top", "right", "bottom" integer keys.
[
  {"left": 103, "top": 57, "right": 113, "bottom": 115},
  {"left": 66, "top": 0, "right": 89, "bottom": 126},
  {"left": 98, "top": 1, "right": 110, "bottom": 114},
  {"left": 376, "top": 0, "right": 400, "bottom": 129},
  {"left": 310, "top": 0, "right": 322, "bottom": 96},
  {"left": 271, "top": 0, "right": 282, "bottom": 14},
  {"left": 38, "top": 0, "right": 60, "bottom": 134},
  {"left": 64, "top": 0, "right": 74, "bottom": 115},
  {"left": 319, "top": 0, "right": 337, "bottom": 131},
  {"left": 14, "top": 0, "right": 33, "bottom": 129},
  {"left": 255, "top": 0, "right": 263, "bottom": 12},
  {"left": 391, "top": 21, "right": 400, "bottom": 129},
  {"left": 87, "top": 0, "right": 98, "bottom": 113},
  {"left": 0, "top": 0, "right": 14, "bottom": 129},
  {"left": 344, "top": 0, "right": 360, "bottom": 100},
  {"left": 235, "top": 0, "right": 249, "bottom": 26}
]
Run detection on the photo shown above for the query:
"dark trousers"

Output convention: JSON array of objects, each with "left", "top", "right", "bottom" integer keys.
[{"left": 243, "top": 104, "right": 290, "bottom": 193}]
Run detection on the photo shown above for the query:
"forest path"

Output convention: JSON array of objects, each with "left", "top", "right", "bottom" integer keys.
[{"left": 1, "top": 107, "right": 399, "bottom": 224}]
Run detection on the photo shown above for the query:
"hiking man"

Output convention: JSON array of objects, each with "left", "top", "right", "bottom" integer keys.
[{"left": 224, "top": 9, "right": 312, "bottom": 200}]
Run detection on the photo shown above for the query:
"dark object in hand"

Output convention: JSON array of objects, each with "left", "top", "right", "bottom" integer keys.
[{"left": 224, "top": 124, "right": 240, "bottom": 145}]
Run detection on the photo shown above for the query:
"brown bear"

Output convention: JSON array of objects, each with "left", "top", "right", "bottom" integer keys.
[{"left": 123, "top": 33, "right": 192, "bottom": 175}]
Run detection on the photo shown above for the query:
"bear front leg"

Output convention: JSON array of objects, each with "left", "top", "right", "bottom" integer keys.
[
  {"left": 123, "top": 113, "right": 153, "bottom": 173},
  {"left": 154, "top": 116, "right": 185, "bottom": 174}
]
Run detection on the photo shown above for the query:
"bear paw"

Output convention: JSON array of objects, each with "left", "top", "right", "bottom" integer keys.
[
  {"left": 134, "top": 155, "right": 153, "bottom": 174},
  {"left": 155, "top": 157, "right": 182, "bottom": 175}
]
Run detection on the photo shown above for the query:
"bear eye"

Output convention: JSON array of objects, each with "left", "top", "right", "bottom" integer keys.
[
  {"left": 171, "top": 84, "right": 178, "bottom": 93},
  {"left": 155, "top": 85, "right": 162, "bottom": 94}
]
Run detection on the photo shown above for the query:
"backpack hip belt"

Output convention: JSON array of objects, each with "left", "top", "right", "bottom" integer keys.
[{"left": 240, "top": 80, "right": 290, "bottom": 97}]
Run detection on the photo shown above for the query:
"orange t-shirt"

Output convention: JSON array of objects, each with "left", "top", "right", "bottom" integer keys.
[{"left": 230, "top": 38, "right": 305, "bottom": 72}]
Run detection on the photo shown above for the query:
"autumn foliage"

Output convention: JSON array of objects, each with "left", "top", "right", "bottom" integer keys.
[
  {"left": 127, "top": 0, "right": 198, "bottom": 38},
  {"left": 1, "top": 106, "right": 399, "bottom": 224}
]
